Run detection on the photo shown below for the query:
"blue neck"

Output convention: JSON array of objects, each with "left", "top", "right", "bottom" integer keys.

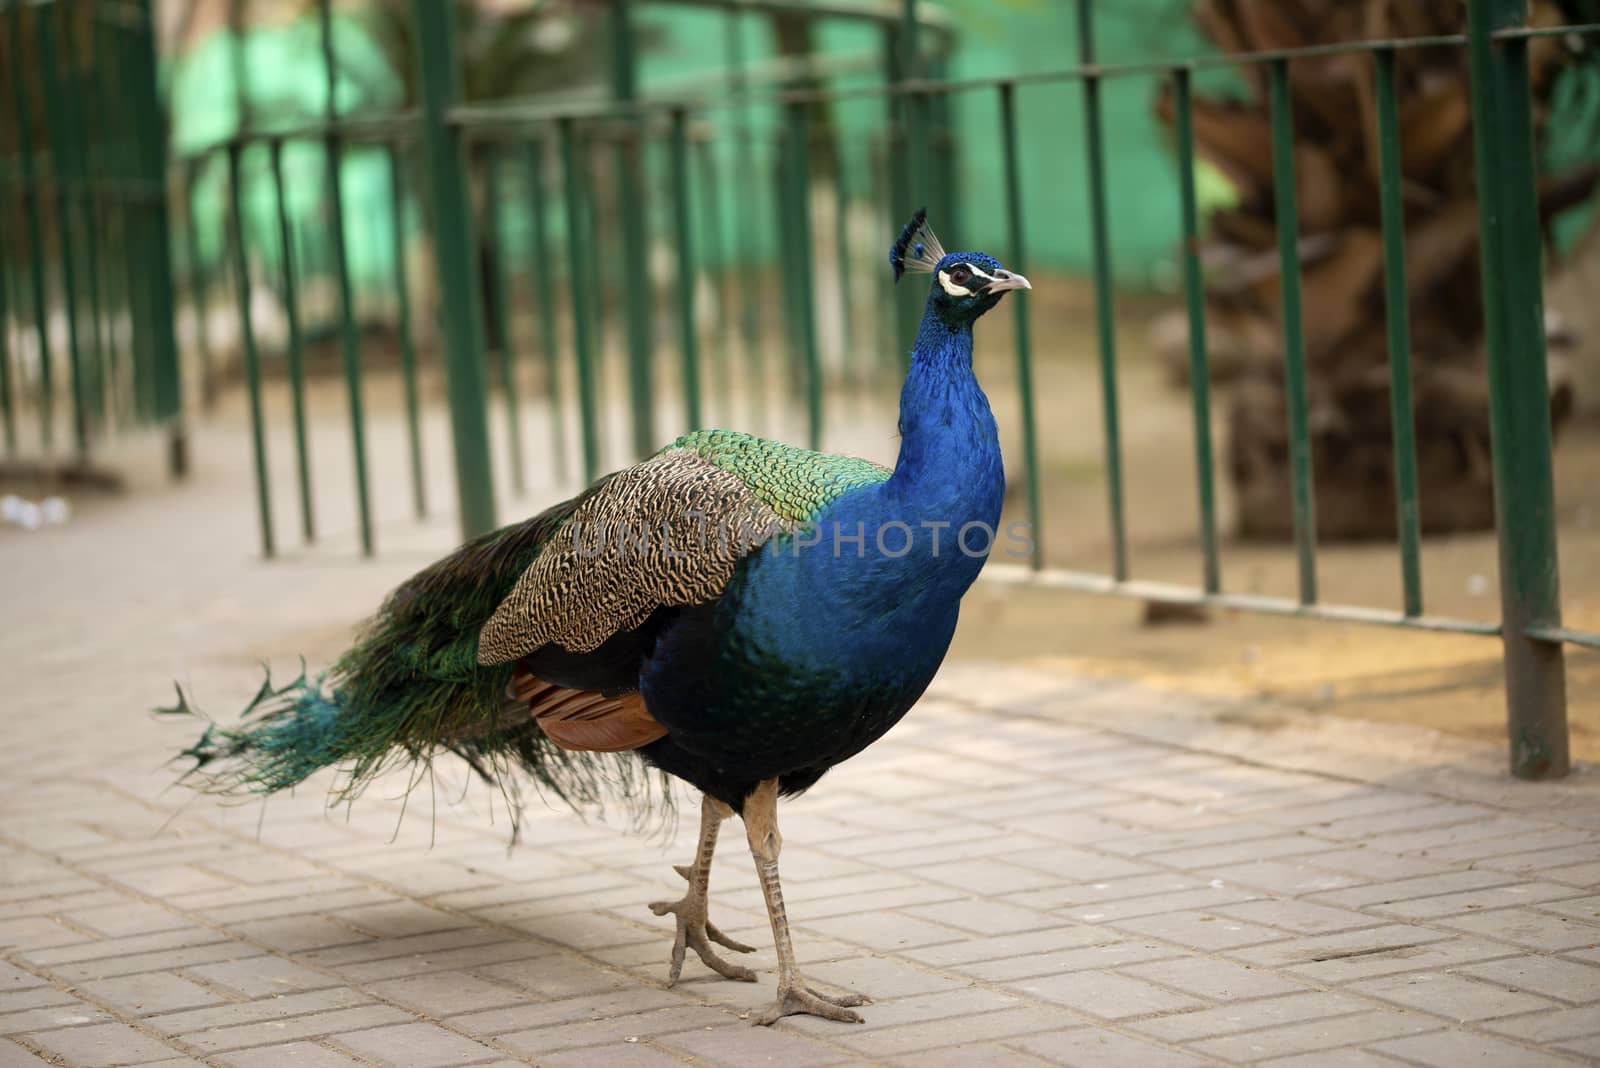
[{"left": 885, "top": 303, "right": 1004, "bottom": 522}]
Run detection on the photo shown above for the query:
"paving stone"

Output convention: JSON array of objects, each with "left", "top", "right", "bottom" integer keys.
[
  {"left": 1063, "top": 886, "right": 1262, "bottom": 925},
  {"left": 658, "top": 1024, "right": 847, "bottom": 1066},
  {"left": 0, "top": 967, "right": 44, "bottom": 996},
  {"left": 1190, "top": 1009, "right": 1439, "bottom": 1062},
  {"left": 24, "top": 928, "right": 230, "bottom": 968},
  {"left": 916, "top": 860, "right": 1071, "bottom": 897},
  {"left": 801, "top": 911, "right": 967, "bottom": 952},
  {"left": 147, "top": 988, "right": 374, "bottom": 1035},
  {"left": 1435, "top": 909, "right": 1600, "bottom": 952},
  {"left": 1231, "top": 924, "right": 1452, "bottom": 969},
  {"left": 366, "top": 970, "right": 526, "bottom": 1017},
  {"left": 49, "top": 942, "right": 256, "bottom": 983},
  {"left": 22, "top": 1022, "right": 181, "bottom": 1066},
  {"left": 1352, "top": 971, "right": 1557, "bottom": 1021},
  {"left": 901, "top": 898, "right": 1061, "bottom": 936},
  {"left": 328, "top": 1022, "right": 501, "bottom": 1067},
  {"left": 1008, "top": 1027, "right": 1212, "bottom": 1067},
  {"left": 1372, "top": 1028, "right": 1589, "bottom": 1067},
  {"left": 0, "top": 989, "right": 76, "bottom": 1019},
  {"left": 1372, "top": 882, "right": 1585, "bottom": 920},
  {"left": 1282, "top": 937, "right": 1520, "bottom": 984},
  {"left": 1456, "top": 955, "right": 1600, "bottom": 1003},
  {"left": 78, "top": 972, "right": 227, "bottom": 1015},
  {"left": 1117, "top": 957, "right": 1308, "bottom": 1001},
  {"left": 1, "top": 1000, "right": 113, "bottom": 1035},
  {"left": 785, "top": 988, "right": 1021, "bottom": 1036},
  {"left": 1109, "top": 908, "right": 1290, "bottom": 952},
  {"left": 0, "top": 1038, "right": 53, "bottom": 1067},
  {"left": 498, "top": 1006, "right": 733, "bottom": 1057},
  {"left": 998, "top": 845, "right": 1156, "bottom": 883},
  {"left": 1312, "top": 869, "right": 1516, "bottom": 910},
  {"left": 902, "top": 925, "right": 1100, "bottom": 968},
  {"left": 216, "top": 1043, "right": 368, "bottom": 1067},
  {"left": 1211, "top": 898, "right": 1384, "bottom": 936},
  {"left": 62, "top": 903, "right": 193, "bottom": 940},
  {"left": 1008, "top": 971, "right": 1205, "bottom": 1020},
  {"left": 184, "top": 956, "right": 337, "bottom": 998},
  {"left": 961, "top": 940, "right": 1176, "bottom": 982},
  {"left": 1540, "top": 894, "right": 1600, "bottom": 924},
  {"left": 1258, "top": 1051, "right": 1416, "bottom": 1068},
  {"left": 181, "top": 1006, "right": 413, "bottom": 1053},
  {"left": 537, "top": 1043, "right": 696, "bottom": 1068},
  {"left": 1484, "top": 1005, "right": 1600, "bottom": 1043},
  {"left": 831, "top": 1005, "right": 1070, "bottom": 1057},
  {"left": 448, "top": 987, "right": 693, "bottom": 1035},
  {"left": 1131, "top": 991, "right": 1372, "bottom": 1043}
]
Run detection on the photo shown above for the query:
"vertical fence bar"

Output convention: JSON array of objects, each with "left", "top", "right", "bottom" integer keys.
[
  {"left": 387, "top": 142, "right": 427, "bottom": 517},
  {"left": 1268, "top": 59, "right": 1318, "bottom": 606},
  {"left": 669, "top": 109, "right": 703, "bottom": 432},
  {"left": 1077, "top": 0, "right": 1127, "bottom": 581},
  {"left": 270, "top": 138, "right": 315, "bottom": 543},
  {"left": 786, "top": 102, "right": 822, "bottom": 451},
  {"left": 227, "top": 142, "right": 274, "bottom": 559},
  {"left": 1174, "top": 68, "right": 1221, "bottom": 594},
  {"left": 36, "top": 7, "right": 89, "bottom": 457},
  {"left": 122, "top": 27, "right": 156, "bottom": 424},
  {"left": 411, "top": 0, "right": 496, "bottom": 538},
  {"left": 61, "top": 6, "right": 106, "bottom": 431},
  {"left": 1466, "top": 0, "right": 1569, "bottom": 780},
  {"left": 1373, "top": 49, "right": 1423, "bottom": 618},
  {"left": 483, "top": 146, "right": 526, "bottom": 495},
  {"left": 724, "top": 9, "right": 764, "bottom": 422},
  {"left": 998, "top": 82, "right": 1043, "bottom": 571},
  {"left": 559, "top": 119, "right": 601, "bottom": 485},
  {"left": 130, "top": 0, "right": 182, "bottom": 443},
  {"left": 832, "top": 141, "right": 856, "bottom": 378},
  {"left": 522, "top": 138, "right": 566, "bottom": 482},
  {"left": 184, "top": 161, "right": 215, "bottom": 409},
  {"left": 609, "top": 0, "right": 654, "bottom": 458},
  {"left": 8, "top": 0, "right": 52, "bottom": 449},
  {"left": 693, "top": 138, "right": 733, "bottom": 419},
  {"left": 885, "top": 25, "right": 918, "bottom": 365},
  {"left": 318, "top": 0, "right": 374, "bottom": 555},
  {"left": 0, "top": 233, "right": 12, "bottom": 454}
]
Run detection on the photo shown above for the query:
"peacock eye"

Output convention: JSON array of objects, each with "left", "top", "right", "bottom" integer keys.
[{"left": 949, "top": 266, "right": 971, "bottom": 285}]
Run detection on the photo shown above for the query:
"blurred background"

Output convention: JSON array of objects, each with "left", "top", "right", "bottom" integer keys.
[{"left": 2, "top": 0, "right": 1599, "bottom": 764}]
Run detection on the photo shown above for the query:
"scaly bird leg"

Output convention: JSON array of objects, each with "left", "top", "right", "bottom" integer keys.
[
  {"left": 649, "top": 793, "right": 757, "bottom": 984},
  {"left": 743, "top": 779, "right": 871, "bottom": 1025}
]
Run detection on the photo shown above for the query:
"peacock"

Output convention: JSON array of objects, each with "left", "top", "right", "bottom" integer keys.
[{"left": 166, "top": 210, "right": 1029, "bottom": 1025}]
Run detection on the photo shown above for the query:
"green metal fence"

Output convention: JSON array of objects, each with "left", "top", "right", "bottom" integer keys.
[
  {"left": 4, "top": 0, "right": 1597, "bottom": 783},
  {"left": 0, "top": 0, "right": 181, "bottom": 466}
]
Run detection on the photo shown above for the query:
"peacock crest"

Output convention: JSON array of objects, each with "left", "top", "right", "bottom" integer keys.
[{"left": 889, "top": 207, "right": 947, "bottom": 282}]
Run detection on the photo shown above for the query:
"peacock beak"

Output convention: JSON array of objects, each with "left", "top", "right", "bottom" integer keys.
[{"left": 986, "top": 269, "right": 1031, "bottom": 293}]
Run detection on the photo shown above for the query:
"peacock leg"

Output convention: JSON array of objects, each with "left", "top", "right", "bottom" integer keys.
[
  {"left": 649, "top": 792, "right": 757, "bottom": 984},
  {"left": 743, "top": 779, "right": 871, "bottom": 1025}
]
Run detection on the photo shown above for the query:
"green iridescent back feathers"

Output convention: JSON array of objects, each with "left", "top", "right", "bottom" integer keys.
[{"left": 163, "top": 431, "right": 887, "bottom": 819}]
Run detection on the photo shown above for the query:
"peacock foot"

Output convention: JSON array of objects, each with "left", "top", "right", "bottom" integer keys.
[
  {"left": 648, "top": 866, "right": 757, "bottom": 985},
  {"left": 755, "top": 976, "right": 870, "bottom": 1025}
]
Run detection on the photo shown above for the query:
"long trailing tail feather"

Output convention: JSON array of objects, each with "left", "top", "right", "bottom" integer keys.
[{"left": 163, "top": 487, "right": 677, "bottom": 835}]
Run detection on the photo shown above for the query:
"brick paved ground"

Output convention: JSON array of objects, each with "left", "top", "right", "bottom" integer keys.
[{"left": 4, "top": 421, "right": 1600, "bottom": 1067}]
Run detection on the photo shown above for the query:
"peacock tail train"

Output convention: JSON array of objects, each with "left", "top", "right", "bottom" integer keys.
[{"left": 160, "top": 478, "right": 674, "bottom": 827}]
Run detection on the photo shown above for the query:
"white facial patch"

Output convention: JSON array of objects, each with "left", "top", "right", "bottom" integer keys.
[{"left": 937, "top": 269, "right": 973, "bottom": 298}]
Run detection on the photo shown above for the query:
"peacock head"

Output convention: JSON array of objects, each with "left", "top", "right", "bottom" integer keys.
[{"left": 889, "top": 208, "right": 1030, "bottom": 325}]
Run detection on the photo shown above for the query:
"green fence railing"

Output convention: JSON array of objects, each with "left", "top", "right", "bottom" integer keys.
[
  {"left": 0, "top": 0, "right": 181, "bottom": 467},
  {"left": 4, "top": 0, "right": 1595, "bottom": 783}
]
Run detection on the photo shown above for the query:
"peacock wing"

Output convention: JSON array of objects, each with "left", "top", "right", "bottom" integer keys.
[{"left": 477, "top": 431, "right": 891, "bottom": 668}]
